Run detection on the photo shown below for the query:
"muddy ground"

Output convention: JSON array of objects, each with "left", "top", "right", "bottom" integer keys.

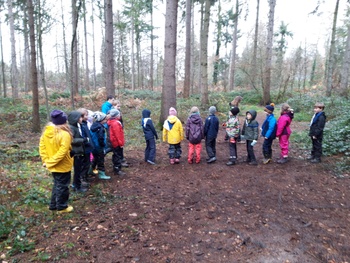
[{"left": 6, "top": 112, "right": 350, "bottom": 263}]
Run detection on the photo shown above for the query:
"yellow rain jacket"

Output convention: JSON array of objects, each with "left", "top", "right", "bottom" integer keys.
[
  {"left": 39, "top": 125, "right": 73, "bottom": 173},
  {"left": 162, "top": 116, "right": 184, "bottom": 144}
]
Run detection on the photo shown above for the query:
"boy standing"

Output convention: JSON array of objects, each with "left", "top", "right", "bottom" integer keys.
[
  {"left": 308, "top": 102, "right": 326, "bottom": 163},
  {"left": 142, "top": 109, "right": 158, "bottom": 165},
  {"left": 261, "top": 103, "right": 277, "bottom": 164},
  {"left": 242, "top": 110, "right": 259, "bottom": 165},
  {"left": 225, "top": 107, "right": 240, "bottom": 166},
  {"left": 204, "top": 106, "right": 219, "bottom": 163},
  {"left": 163, "top": 107, "right": 184, "bottom": 164}
]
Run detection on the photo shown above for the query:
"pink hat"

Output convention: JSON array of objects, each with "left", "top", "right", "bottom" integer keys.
[{"left": 169, "top": 107, "right": 177, "bottom": 116}]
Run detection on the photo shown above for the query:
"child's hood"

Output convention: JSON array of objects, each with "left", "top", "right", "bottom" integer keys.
[
  {"left": 246, "top": 110, "right": 257, "bottom": 121},
  {"left": 188, "top": 114, "right": 202, "bottom": 124},
  {"left": 107, "top": 118, "right": 119, "bottom": 126},
  {"left": 68, "top": 111, "right": 82, "bottom": 126},
  {"left": 167, "top": 115, "right": 178, "bottom": 124},
  {"left": 142, "top": 109, "right": 151, "bottom": 118},
  {"left": 42, "top": 125, "right": 55, "bottom": 139},
  {"left": 90, "top": 122, "right": 103, "bottom": 132}
]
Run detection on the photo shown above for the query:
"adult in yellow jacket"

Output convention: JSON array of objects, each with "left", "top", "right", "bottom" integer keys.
[
  {"left": 39, "top": 110, "right": 74, "bottom": 213},
  {"left": 163, "top": 107, "right": 184, "bottom": 164}
]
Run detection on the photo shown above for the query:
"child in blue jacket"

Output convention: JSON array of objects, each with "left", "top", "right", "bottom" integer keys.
[
  {"left": 141, "top": 109, "right": 158, "bottom": 165},
  {"left": 261, "top": 103, "right": 277, "bottom": 164}
]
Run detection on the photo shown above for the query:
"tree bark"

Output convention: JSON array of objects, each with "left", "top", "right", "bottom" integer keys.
[
  {"left": 183, "top": 0, "right": 192, "bottom": 98},
  {"left": 61, "top": 0, "right": 70, "bottom": 90},
  {"left": 229, "top": 0, "right": 239, "bottom": 91},
  {"left": 105, "top": 0, "right": 115, "bottom": 96},
  {"left": 150, "top": 1, "right": 154, "bottom": 90},
  {"left": 71, "top": 0, "right": 81, "bottom": 105},
  {"left": 252, "top": 0, "right": 260, "bottom": 90},
  {"left": 326, "top": 0, "right": 340, "bottom": 96},
  {"left": 0, "top": 20, "right": 7, "bottom": 97},
  {"left": 83, "top": 0, "right": 90, "bottom": 91},
  {"left": 340, "top": 24, "right": 350, "bottom": 98},
  {"left": 160, "top": 0, "right": 178, "bottom": 124},
  {"left": 8, "top": 0, "right": 19, "bottom": 98},
  {"left": 91, "top": 1, "right": 97, "bottom": 90},
  {"left": 27, "top": 0, "right": 40, "bottom": 132},
  {"left": 263, "top": 0, "right": 276, "bottom": 105}
]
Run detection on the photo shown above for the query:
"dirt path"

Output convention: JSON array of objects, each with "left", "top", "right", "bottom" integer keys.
[{"left": 10, "top": 112, "right": 350, "bottom": 262}]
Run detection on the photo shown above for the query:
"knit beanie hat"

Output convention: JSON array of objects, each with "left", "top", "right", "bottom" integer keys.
[
  {"left": 190, "top": 106, "right": 199, "bottom": 114},
  {"left": 169, "top": 107, "right": 177, "bottom": 116},
  {"left": 264, "top": 103, "right": 275, "bottom": 113},
  {"left": 230, "top": 106, "right": 240, "bottom": 116},
  {"left": 109, "top": 109, "right": 120, "bottom": 118},
  {"left": 50, "top": 109, "right": 67, "bottom": 125},
  {"left": 209, "top": 106, "right": 216, "bottom": 115},
  {"left": 93, "top": 111, "right": 107, "bottom": 122}
]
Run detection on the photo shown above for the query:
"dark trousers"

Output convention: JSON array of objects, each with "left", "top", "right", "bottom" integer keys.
[
  {"left": 112, "top": 146, "right": 123, "bottom": 172},
  {"left": 80, "top": 153, "right": 91, "bottom": 181},
  {"left": 205, "top": 137, "right": 216, "bottom": 158},
  {"left": 246, "top": 140, "right": 256, "bottom": 161},
  {"left": 168, "top": 143, "right": 182, "bottom": 159},
  {"left": 311, "top": 136, "right": 323, "bottom": 159},
  {"left": 229, "top": 142, "right": 237, "bottom": 159},
  {"left": 262, "top": 137, "right": 274, "bottom": 158},
  {"left": 73, "top": 155, "right": 84, "bottom": 189},
  {"left": 92, "top": 150, "right": 105, "bottom": 171},
  {"left": 50, "top": 171, "right": 71, "bottom": 211},
  {"left": 145, "top": 138, "right": 156, "bottom": 162}
]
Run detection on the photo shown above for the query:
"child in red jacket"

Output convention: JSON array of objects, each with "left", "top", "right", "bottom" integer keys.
[{"left": 107, "top": 109, "right": 126, "bottom": 176}]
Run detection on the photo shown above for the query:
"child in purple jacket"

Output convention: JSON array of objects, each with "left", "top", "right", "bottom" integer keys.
[{"left": 185, "top": 107, "right": 204, "bottom": 164}]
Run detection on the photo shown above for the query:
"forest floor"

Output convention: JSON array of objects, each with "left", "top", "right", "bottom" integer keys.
[{"left": 2, "top": 111, "right": 350, "bottom": 263}]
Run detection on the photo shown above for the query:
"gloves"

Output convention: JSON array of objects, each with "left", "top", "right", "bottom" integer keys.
[{"left": 251, "top": 140, "right": 257, "bottom": 146}]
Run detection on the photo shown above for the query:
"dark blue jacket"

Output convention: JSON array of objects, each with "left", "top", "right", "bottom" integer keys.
[
  {"left": 81, "top": 120, "right": 94, "bottom": 154},
  {"left": 204, "top": 114, "right": 219, "bottom": 139},
  {"left": 141, "top": 109, "right": 158, "bottom": 140},
  {"left": 90, "top": 122, "right": 106, "bottom": 153},
  {"left": 309, "top": 111, "right": 326, "bottom": 138}
]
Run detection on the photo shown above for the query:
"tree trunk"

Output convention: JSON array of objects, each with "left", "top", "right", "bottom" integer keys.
[
  {"left": 263, "top": 0, "right": 276, "bottom": 105},
  {"left": 91, "top": 1, "right": 97, "bottom": 90},
  {"left": 27, "top": 0, "right": 40, "bottom": 132},
  {"left": 61, "top": 0, "right": 69, "bottom": 90},
  {"left": 252, "top": 0, "right": 260, "bottom": 90},
  {"left": 183, "top": 0, "right": 192, "bottom": 98},
  {"left": 150, "top": 1, "right": 154, "bottom": 90},
  {"left": 229, "top": 0, "right": 239, "bottom": 91},
  {"left": 326, "top": 0, "right": 340, "bottom": 96},
  {"left": 71, "top": 0, "right": 81, "bottom": 105},
  {"left": 212, "top": 0, "right": 221, "bottom": 86},
  {"left": 340, "top": 24, "right": 350, "bottom": 98},
  {"left": 83, "top": 0, "right": 90, "bottom": 91},
  {"left": 23, "top": 15, "right": 30, "bottom": 93},
  {"left": 160, "top": 0, "right": 178, "bottom": 124},
  {"left": 200, "top": 0, "right": 210, "bottom": 106},
  {"left": 105, "top": 0, "right": 115, "bottom": 96},
  {"left": 0, "top": 20, "right": 7, "bottom": 98},
  {"left": 131, "top": 13, "right": 135, "bottom": 90},
  {"left": 8, "top": 0, "right": 19, "bottom": 98}
]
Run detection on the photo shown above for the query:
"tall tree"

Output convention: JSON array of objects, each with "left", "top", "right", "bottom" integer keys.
[
  {"left": 27, "top": 0, "right": 40, "bottom": 132},
  {"left": 61, "top": 0, "right": 69, "bottom": 89},
  {"left": 8, "top": 0, "right": 19, "bottom": 98},
  {"left": 160, "top": 0, "right": 178, "bottom": 124},
  {"left": 340, "top": 23, "right": 350, "bottom": 98},
  {"left": 229, "top": 0, "right": 240, "bottom": 91},
  {"left": 326, "top": 0, "right": 340, "bottom": 96},
  {"left": 91, "top": 0, "right": 97, "bottom": 90},
  {"left": 83, "top": 0, "right": 90, "bottom": 91},
  {"left": 251, "top": 0, "right": 260, "bottom": 90},
  {"left": 183, "top": 0, "right": 192, "bottom": 98},
  {"left": 0, "top": 19, "right": 6, "bottom": 98},
  {"left": 212, "top": 0, "right": 221, "bottom": 86},
  {"left": 263, "top": 0, "right": 276, "bottom": 105},
  {"left": 105, "top": 0, "right": 114, "bottom": 95}
]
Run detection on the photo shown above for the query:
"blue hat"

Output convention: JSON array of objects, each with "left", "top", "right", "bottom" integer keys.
[
  {"left": 50, "top": 109, "right": 67, "bottom": 125},
  {"left": 264, "top": 103, "right": 275, "bottom": 113}
]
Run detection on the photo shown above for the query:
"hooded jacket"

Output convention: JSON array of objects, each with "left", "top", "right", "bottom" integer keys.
[
  {"left": 68, "top": 111, "right": 85, "bottom": 156},
  {"left": 142, "top": 109, "right": 158, "bottom": 140},
  {"left": 261, "top": 113, "right": 277, "bottom": 139},
  {"left": 276, "top": 111, "right": 294, "bottom": 137},
  {"left": 107, "top": 117, "right": 125, "bottom": 148},
  {"left": 162, "top": 115, "right": 184, "bottom": 144},
  {"left": 101, "top": 101, "right": 113, "bottom": 114},
  {"left": 39, "top": 125, "right": 73, "bottom": 172},
  {"left": 242, "top": 110, "right": 259, "bottom": 140},
  {"left": 90, "top": 121, "right": 106, "bottom": 152},
  {"left": 185, "top": 113, "right": 204, "bottom": 144}
]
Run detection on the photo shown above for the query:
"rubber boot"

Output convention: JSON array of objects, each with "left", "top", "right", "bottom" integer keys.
[
  {"left": 262, "top": 152, "right": 271, "bottom": 164},
  {"left": 226, "top": 157, "right": 236, "bottom": 166},
  {"left": 98, "top": 171, "right": 111, "bottom": 180}
]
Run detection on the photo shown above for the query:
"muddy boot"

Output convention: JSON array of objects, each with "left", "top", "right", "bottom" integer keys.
[
  {"left": 98, "top": 171, "right": 111, "bottom": 180},
  {"left": 277, "top": 157, "right": 288, "bottom": 164},
  {"left": 311, "top": 158, "right": 321, "bottom": 163},
  {"left": 262, "top": 152, "right": 271, "bottom": 164}
]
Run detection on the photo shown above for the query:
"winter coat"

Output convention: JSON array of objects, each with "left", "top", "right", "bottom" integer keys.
[
  {"left": 81, "top": 120, "right": 94, "bottom": 154},
  {"left": 39, "top": 124, "right": 73, "bottom": 173},
  {"left": 163, "top": 115, "right": 184, "bottom": 144},
  {"left": 90, "top": 121, "right": 106, "bottom": 152},
  {"left": 107, "top": 118, "right": 125, "bottom": 148},
  {"left": 309, "top": 111, "right": 326, "bottom": 138},
  {"left": 185, "top": 113, "right": 204, "bottom": 144},
  {"left": 141, "top": 109, "right": 158, "bottom": 141},
  {"left": 242, "top": 110, "right": 259, "bottom": 141},
  {"left": 68, "top": 111, "right": 85, "bottom": 156},
  {"left": 261, "top": 113, "right": 277, "bottom": 139},
  {"left": 101, "top": 101, "right": 113, "bottom": 114},
  {"left": 204, "top": 114, "right": 219, "bottom": 139},
  {"left": 225, "top": 115, "right": 240, "bottom": 138},
  {"left": 276, "top": 111, "right": 294, "bottom": 137}
]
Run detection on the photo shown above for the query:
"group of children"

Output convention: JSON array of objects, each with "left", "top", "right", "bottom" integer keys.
[{"left": 39, "top": 95, "right": 326, "bottom": 213}]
